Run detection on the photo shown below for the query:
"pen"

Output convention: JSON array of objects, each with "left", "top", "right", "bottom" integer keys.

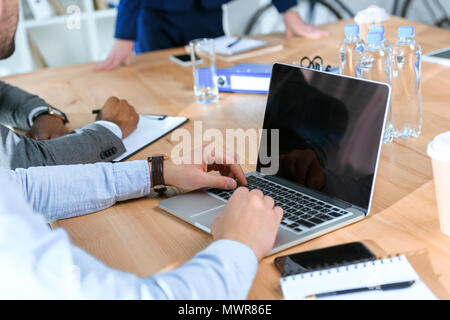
[
  {"left": 227, "top": 37, "right": 242, "bottom": 48},
  {"left": 143, "top": 114, "right": 167, "bottom": 120},
  {"left": 92, "top": 109, "right": 167, "bottom": 120},
  {"left": 305, "top": 280, "right": 416, "bottom": 299}
]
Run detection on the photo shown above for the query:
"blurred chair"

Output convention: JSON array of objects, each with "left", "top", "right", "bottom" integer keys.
[
  {"left": 244, "top": 0, "right": 449, "bottom": 36},
  {"left": 244, "top": 0, "right": 349, "bottom": 35},
  {"left": 401, "top": 0, "right": 449, "bottom": 28}
]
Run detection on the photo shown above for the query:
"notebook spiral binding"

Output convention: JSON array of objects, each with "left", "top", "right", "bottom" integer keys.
[{"left": 282, "top": 254, "right": 403, "bottom": 282}]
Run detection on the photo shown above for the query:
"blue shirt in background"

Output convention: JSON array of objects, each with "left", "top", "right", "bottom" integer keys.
[{"left": 115, "top": 0, "right": 297, "bottom": 51}]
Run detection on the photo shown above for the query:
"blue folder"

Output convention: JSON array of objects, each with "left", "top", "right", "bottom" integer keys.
[{"left": 216, "top": 63, "right": 272, "bottom": 94}]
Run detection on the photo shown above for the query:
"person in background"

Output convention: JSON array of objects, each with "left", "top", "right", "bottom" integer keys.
[
  {"left": 0, "top": 0, "right": 139, "bottom": 169},
  {"left": 95, "top": 0, "right": 328, "bottom": 71},
  {"left": 0, "top": 145, "right": 283, "bottom": 299}
]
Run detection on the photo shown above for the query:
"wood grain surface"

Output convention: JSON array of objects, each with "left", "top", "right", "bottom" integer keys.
[{"left": 3, "top": 17, "right": 450, "bottom": 299}]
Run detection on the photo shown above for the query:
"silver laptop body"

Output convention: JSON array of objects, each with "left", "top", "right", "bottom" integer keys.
[{"left": 159, "top": 63, "right": 391, "bottom": 255}]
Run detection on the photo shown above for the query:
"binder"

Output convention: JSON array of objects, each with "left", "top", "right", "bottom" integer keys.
[{"left": 216, "top": 63, "right": 272, "bottom": 94}]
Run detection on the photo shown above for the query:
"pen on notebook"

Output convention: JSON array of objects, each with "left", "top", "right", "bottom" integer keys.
[
  {"left": 227, "top": 37, "right": 242, "bottom": 48},
  {"left": 305, "top": 280, "right": 416, "bottom": 299}
]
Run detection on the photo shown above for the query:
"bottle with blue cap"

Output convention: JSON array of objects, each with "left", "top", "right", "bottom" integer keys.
[
  {"left": 392, "top": 25, "right": 422, "bottom": 139},
  {"left": 360, "top": 31, "right": 394, "bottom": 144},
  {"left": 369, "top": 25, "right": 392, "bottom": 53},
  {"left": 339, "top": 24, "right": 365, "bottom": 77}
]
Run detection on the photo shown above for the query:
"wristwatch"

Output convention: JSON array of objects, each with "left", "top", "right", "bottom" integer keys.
[
  {"left": 148, "top": 155, "right": 169, "bottom": 194},
  {"left": 31, "top": 106, "right": 69, "bottom": 125}
]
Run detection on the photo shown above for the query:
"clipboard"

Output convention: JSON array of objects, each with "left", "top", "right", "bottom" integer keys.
[{"left": 113, "top": 114, "right": 188, "bottom": 162}]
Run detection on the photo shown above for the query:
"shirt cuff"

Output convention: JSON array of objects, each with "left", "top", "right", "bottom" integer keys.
[
  {"left": 113, "top": 160, "right": 151, "bottom": 201},
  {"left": 206, "top": 239, "right": 258, "bottom": 264},
  {"left": 95, "top": 120, "right": 123, "bottom": 139},
  {"left": 203, "top": 239, "right": 258, "bottom": 281},
  {"left": 273, "top": 1, "right": 298, "bottom": 13},
  {"left": 145, "top": 239, "right": 259, "bottom": 299}
]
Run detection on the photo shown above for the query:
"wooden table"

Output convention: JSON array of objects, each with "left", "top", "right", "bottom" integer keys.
[{"left": 3, "top": 17, "right": 450, "bottom": 299}]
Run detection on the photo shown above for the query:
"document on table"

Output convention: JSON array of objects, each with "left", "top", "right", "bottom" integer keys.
[
  {"left": 214, "top": 36, "right": 267, "bottom": 55},
  {"left": 113, "top": 114, "right": 188, "bottom": 162}
]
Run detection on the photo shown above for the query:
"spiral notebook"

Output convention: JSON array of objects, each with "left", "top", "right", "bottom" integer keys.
[{"left": 280, "top": 255, "right": 437, "bottom": 300}]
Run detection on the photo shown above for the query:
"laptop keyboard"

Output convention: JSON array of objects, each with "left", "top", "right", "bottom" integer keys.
[{"left": 208, "top": 175, "right": 350, "bottom": 234}]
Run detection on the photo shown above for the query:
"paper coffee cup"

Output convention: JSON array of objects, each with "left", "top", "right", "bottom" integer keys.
[
  {"left": 427, "top": 131, "right": 450, "bottom": 236},
  {"left": 354, "top": 5, "right": 390, "bottom": 42}
]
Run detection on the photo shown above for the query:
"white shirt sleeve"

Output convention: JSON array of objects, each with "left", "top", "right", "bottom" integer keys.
[
  {"left": 94, "top": 121, "right": 123, "bottom": 139},
  {"left": 0, "top": 168, "right": 258, "bottom": 299},
  {"left": 9, "top": 161, "right": 150, "bottom": 222}
]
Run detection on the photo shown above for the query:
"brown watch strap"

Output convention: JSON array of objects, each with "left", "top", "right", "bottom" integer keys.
[{"left": 149, "top": 156, "right": 166, "bottom": 194}]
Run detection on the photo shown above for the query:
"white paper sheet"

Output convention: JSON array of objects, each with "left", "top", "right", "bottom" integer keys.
[
  {"left": 113, "top": 114, "right": 187, "bottom": 162},
  {"left": 214, "top": 36, "right": 267, "bottom": 56}
]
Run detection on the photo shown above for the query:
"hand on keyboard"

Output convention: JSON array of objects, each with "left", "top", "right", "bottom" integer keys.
[
  {"left": 209, "top": 175, "right": 349, "bottom": 234},
  {"left": 212, "top": 187, "right": 283, "bottom": 260}
]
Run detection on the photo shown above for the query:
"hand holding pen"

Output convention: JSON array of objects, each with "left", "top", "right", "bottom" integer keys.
[{"left": 93, "top": 97, "right": 139, "bottom": 138}]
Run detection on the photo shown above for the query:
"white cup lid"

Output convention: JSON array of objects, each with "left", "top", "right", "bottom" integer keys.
[
  {"left": 427, "top": 131, "right": 450, "bottom": 162},
  {"left": 354, "top": 5, "right": 390, "bottom": 24}
]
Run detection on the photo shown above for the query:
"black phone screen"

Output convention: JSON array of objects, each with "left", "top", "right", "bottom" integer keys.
[
  {"left": 274, "top": 242, "right": 375, "bottom": 276},
  {"left": 174, "top": 54, "right": 192, "bottom": 62}
]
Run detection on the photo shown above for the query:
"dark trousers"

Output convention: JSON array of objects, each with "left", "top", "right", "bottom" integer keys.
[{"left": 135, "top": 3, "right": 224, "bottom": 53}]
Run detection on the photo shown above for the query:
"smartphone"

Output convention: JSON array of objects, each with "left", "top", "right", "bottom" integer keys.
[
  {"left": 169, "top": 54, "right": 202, "bottom": 66},
  {"left": 274, "top": 242, "right": 375, "bottom": 276}
]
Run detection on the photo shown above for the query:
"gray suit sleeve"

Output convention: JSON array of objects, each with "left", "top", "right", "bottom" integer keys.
[
  {"left": 0, "top": 80, "right": 66, "bottom": 130},
  {"left": 0, "top": 123, "right": 126, "bottom": 170}
]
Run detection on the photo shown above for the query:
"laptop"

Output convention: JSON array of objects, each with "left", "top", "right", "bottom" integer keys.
[{"left": 159, "top": 63, "right": 391, "bottom": 255}]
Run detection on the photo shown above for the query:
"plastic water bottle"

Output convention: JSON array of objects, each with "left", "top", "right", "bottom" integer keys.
[
  {"left": 391, "top": 26, "right": 422, "bottom": 139},
  {"left": 339, "top": 24, "right": 365, "bottom": 77},
  {"left": 369, "top": 25, "right": 392, "bottom": 53},
  {"left": 360, "top": 31, "right": 393, "bottom": 144}
]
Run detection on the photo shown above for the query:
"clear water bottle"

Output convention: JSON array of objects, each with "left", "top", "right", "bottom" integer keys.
[
  {"left": 392, "top": 26, "right": 422, "bottom": 139},
  {"left": 360, "top": 31, "right": 394, "bottom": 144},
  {"left": 369, "top": 25, "right": 392, "bottom": 53},
  {"left": 339, "top": 24, "right": 365, "bottom": 77}
]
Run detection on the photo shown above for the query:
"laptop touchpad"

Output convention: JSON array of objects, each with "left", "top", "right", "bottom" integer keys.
[
  {"left": 194, "top": 206, "right": 223, "bottom": 230},
  {"left": 159, "top": 190, "right": 226, "bottom": 217}
]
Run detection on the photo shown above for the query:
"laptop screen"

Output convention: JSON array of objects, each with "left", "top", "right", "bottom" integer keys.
[{"left": 257, "top": 64, "right": 390, "bottom": 210}]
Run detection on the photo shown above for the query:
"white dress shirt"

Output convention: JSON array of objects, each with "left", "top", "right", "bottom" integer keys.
[{"left": 0, "top": 162, "right": 257, "bottom": 299}]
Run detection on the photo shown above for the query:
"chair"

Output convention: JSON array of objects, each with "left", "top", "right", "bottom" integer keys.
[{"left": 244, "top": 0, "right": 347, "bottom": 35}]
